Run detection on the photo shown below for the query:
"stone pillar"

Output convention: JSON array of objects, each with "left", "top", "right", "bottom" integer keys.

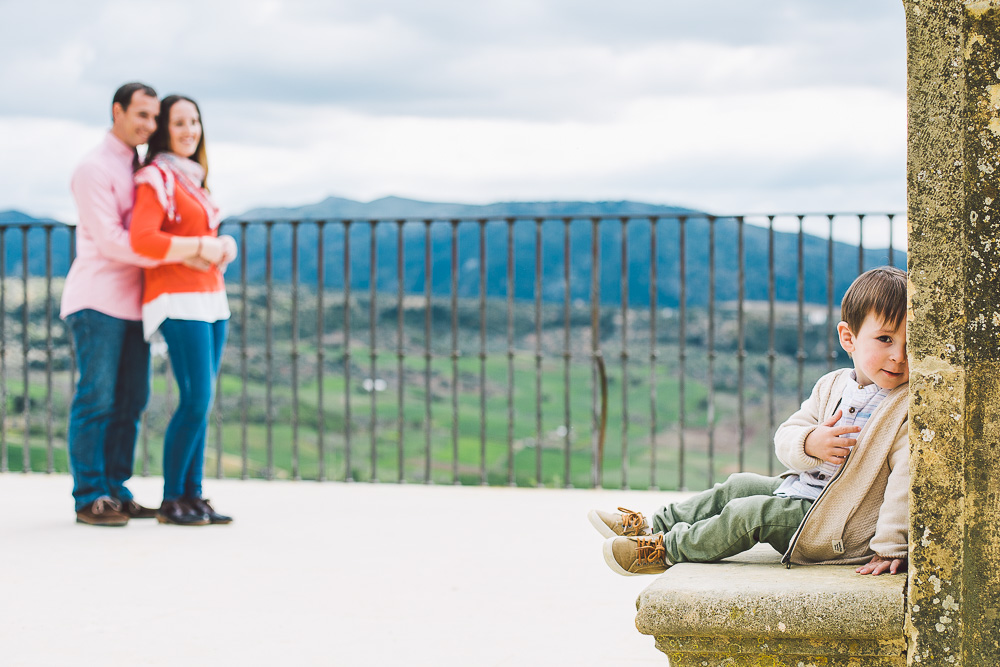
[{"left": 905, "top": 1, "right": 1000, "bottom": 665}]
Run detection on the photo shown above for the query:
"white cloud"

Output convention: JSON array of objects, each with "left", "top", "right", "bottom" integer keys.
[
  {"left": 203, "top": 85, "right": 904, "bottom": 216},
  {"left": 0, "top": 117, "right": 103, "bottom": 221},
  {"left": 0, "top": 0, "right": 908, "bottom": 220}
]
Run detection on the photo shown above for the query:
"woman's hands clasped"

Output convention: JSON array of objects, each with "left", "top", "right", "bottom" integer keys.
[{"left": 191, "top": 234, "right": 238, "bottom": 269}]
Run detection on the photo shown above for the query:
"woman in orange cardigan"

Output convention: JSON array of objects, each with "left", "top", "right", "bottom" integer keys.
[{"left": 130, "top": 95, "right": 237, "bottom": 526}]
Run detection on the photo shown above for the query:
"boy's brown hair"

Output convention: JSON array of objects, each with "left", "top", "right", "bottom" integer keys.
[{"left": 840, "top": 266, "right": 907, "bottom": 334}]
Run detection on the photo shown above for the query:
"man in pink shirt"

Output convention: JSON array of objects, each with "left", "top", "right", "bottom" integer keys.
[{"left": 61, "top": 82, "right": 166, "bottom": 526}]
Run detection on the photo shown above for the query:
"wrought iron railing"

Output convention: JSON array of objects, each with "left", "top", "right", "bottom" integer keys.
[{"left": 0, "top": 212, "right": 905, "bottom": 490}]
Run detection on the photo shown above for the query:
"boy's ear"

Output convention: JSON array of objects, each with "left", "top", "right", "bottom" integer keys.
[{"left": 837, "top": 321, "right": 855, "bottom": 354}]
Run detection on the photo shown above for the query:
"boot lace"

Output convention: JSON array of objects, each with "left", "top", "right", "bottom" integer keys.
[
  {"left": 92, "top": 496, "right": 122, "bottom": 515},
  {"left": 637, "top": 533, "right": 666, "bottom": 566},
  {"left": 617, "top": 507, "right": 646, "bottom": 534},
  {"left": 191, "top": 498, "right": 214, "bottom": 512}
]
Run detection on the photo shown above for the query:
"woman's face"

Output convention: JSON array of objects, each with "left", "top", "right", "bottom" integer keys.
[{"left": 167, "top": 100, "right": 202, "bottom": 158}]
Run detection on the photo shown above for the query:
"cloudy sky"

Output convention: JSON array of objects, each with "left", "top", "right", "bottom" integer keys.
[{"left": 0, "top": 0, "right": 908, "bottom": 222}]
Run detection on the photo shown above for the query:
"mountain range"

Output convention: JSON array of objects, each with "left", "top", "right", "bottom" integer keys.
[
  {"left": 1, "top": 197, "right": 905, "bottom": 308},
  {"left": 235, "top": 195, "right": 700, "bottom": 222}
]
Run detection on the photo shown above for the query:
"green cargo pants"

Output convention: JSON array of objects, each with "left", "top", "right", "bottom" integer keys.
[{"left": 649, "top": 472, "right": 813, "bottom": 564}]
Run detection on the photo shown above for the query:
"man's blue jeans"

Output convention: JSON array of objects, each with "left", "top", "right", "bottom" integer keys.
[
  {"left": 66, "top": 309, "right": 150, "bottom": 511},
  {"left": 159, "top": 318, "right": 228, "bottom": 501}
]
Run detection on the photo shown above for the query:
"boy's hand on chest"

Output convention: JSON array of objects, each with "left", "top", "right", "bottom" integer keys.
[{"left": 804, "top": 409, "right": 862, "bottom": 464}]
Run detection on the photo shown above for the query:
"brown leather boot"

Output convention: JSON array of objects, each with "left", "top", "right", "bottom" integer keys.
[
  {"left": 602, "top": 533, "right": 671, "bottom": 576},
  {"left": 76, "top": 496, "right": 129, "bottom": 527},
  {"left": 588, "top": 507, "right": 651, "bottom": 538},
  {"left": 120, "top": 499, "right": 158, "bottom": 519}
]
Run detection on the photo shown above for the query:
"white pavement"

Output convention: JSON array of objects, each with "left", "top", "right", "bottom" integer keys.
[{"left": 0, "top": 473, "right": 691, "bottom": 667}]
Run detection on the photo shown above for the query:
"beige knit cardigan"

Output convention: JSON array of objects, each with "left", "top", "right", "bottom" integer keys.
[{"left": 774, "top": 368, "right": 909, "bottom": 566}]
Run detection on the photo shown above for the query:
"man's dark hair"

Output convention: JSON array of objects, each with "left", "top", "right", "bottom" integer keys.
[{"left": 111, "top": 82, "right": 157, "bottom": 118}]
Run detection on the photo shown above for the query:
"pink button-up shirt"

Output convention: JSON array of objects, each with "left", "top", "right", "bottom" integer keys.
[{"left": 60, "top": 132, "right": 157, "bottom": 321}]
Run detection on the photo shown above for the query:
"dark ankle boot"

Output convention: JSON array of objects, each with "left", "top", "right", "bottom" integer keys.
[
  {"left": 187, "top": 497, "right": 233, "bottom": 524},
  {"left": 157, "top": 499, "right": 210, "bottom": 526}
]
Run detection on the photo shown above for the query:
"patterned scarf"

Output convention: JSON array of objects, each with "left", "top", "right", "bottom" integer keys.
[{"left": 134, "top": 152, "right": 221, "bottom": 230}]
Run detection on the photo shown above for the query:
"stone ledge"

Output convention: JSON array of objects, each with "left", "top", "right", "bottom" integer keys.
[{"left": 634, "top": 545, "right": 906, "bottom": 666}]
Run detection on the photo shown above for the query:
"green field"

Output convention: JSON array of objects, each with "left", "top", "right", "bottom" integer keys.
[
  {"left": 1, "top": 344, "right": 824, "bottom": 490},
  {"left": 0, "top": 280, "right": 835, "bottom": 490}
]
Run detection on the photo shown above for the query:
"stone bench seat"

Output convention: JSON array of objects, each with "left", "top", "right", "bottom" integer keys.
[{"left": 634, "top": 544, "right": 907, "bottom": 667}]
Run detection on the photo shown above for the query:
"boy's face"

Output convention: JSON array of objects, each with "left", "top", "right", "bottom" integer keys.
[{"left": 837, "top": 313, "right": 908, "bottom": 390}]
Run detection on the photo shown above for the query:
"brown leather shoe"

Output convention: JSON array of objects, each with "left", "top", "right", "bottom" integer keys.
[
  {"left": 156, "top": 500, "right": 210, "bottom": 526},
  {"left": 187, "top": 497, "right": 233, "bottom": 524},
  {"left": 76, "top": 496, "right": 129, "bottom": 527},
  {"left": 120, "top": 499, "right": 158, "bottom": 519}
]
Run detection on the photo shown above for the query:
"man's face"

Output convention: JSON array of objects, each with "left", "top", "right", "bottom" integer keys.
[
  {"left": 111, "top": 91, "right": 159, "bottom": 148},
  {"left": 838, "top": 313, "right": 908, "bottom": 390}
]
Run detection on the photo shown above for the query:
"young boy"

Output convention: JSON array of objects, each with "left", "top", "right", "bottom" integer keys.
[{"left": 590, "top": 266, "right": 909, "bottom": 577}]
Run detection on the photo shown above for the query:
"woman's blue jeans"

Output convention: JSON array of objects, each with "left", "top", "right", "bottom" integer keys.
[{"left": 159, "top": 318, "right": 228, "bottom": 501}]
